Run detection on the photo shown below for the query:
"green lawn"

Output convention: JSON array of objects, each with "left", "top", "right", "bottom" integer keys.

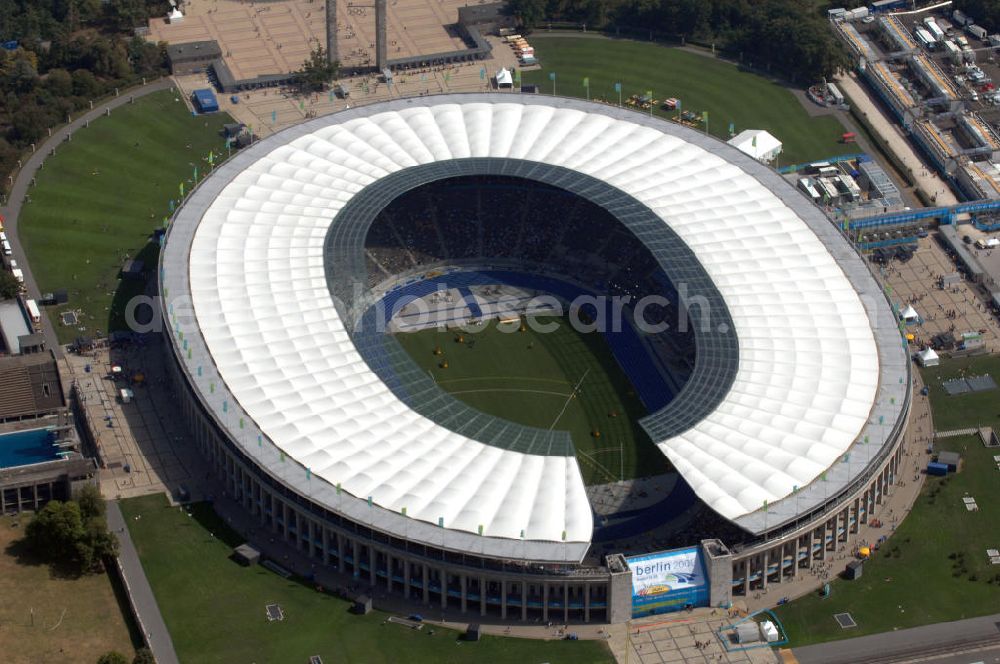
[
  {"left": 522, "top": 36, "right": 850, "bottom": 166},
  {"left": 920, "top": 355, "right": 1000, "bottom": 432},
  {"left": 775, "top": 435, "right": 1000, "bottom": 645},
  {"left": 18, "top": 89, "right": 232, "bottom": 343},
  {"left": 776, "top": 356, "right": 1000, "bottom": 646},
  {"left": 394, "top": 316, "right": 667, "bottom": 484},
  {"left": 121, "top": 494, "right": 612, "bottom": 664}
]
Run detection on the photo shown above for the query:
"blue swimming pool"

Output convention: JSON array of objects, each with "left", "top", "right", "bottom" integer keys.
[{"left": 0, "top": 428, "right": 59, "bottom": 469}]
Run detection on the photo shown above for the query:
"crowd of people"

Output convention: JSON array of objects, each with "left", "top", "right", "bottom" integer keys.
[{"left": 362, "top": 176, "right": 691, "bottom": 340}]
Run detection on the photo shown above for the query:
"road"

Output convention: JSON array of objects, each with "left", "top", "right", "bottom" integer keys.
[
  {"left": 792, "top": 611, "right": 1000, "bottom": 664},
  {"left": 834, "top": 71, "right": 958, "bottom": 208},
  {"left": 107, "top": 500, "right": 180, "bottom": 664},
  {"left": 0, "top": 77, "right": 175, "bottom": 357}
]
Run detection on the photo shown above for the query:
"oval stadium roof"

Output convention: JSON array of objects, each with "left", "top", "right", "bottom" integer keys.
[{"left": 161, "top": 94, "right": 907, "bottom": 558}]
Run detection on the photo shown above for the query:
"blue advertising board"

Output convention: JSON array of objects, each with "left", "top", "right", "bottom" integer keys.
[{"left": 627, "top": 546, "right": 709, "bottom": 618}]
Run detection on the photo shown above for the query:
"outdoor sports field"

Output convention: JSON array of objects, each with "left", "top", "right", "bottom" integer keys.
[
  {"left": 522, "top": 35, "right": 851, "bottom": 166},
  {"left": 18, "top": 89, "right": 232, "bottom": 343},
  {"left": 394, "top": 316, "right": 668, "bottom": 485},
  {"left": 122, "top": 494, "right": 612, "bottom": 664}
]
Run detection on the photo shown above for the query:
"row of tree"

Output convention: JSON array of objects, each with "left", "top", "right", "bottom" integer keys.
[
  {"left": 0, "top": 0, "right": 170, "bottom": 192},
  {"left": 506, "top": 0, "right": 852, "bottom": 84}
]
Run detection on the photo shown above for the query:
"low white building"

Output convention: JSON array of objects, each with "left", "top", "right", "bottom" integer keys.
[{"left": 727, "top": 129, "right": 783, "bottom": 163}]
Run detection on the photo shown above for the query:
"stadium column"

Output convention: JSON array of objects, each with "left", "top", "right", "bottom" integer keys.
[
  {"left": 369, "top": 547, "right": 376, "bottom": 585},
  {"left": 521, "top": 582, "right": 527, "bottom": 621},
  {"left": 422, "top": 565, "right": 430, "bottom": 605},
  {"left": 460, "top": 574, "right": 467, "bottom": 612},
  {"left": 542, "top": 582, "right": 549, "bottom": 622},
  {"left": 403, "top": 559, "right": 410, "bottom": 599},
  {"left": 806, "top": 531, "right": 814, "bottom": 569},
  {"left": 375, "top": 0, "right": 387, "bottom": 71},
  {"left": 741, "top": 560, "right": 749, "bottom": 596},
  {"left": 791, "top": 539, "right": 799, "bottom": 580},
  {"left": 307, "top": 519, "right": 315, "bottom": 558},
  {"left": 352, "top": 539, "right": 360, "bottom": 578},
  {"left": 440, "top": 568, "right": 448, "bottom": 608},
  {"left": 325, "top": 0, "right": 337, "bottom": 66},
  {"left": 563, "top": 582, "right": 569, "bottom": 623},
  {"left": 386, "top": 552, "right": 393, "bottom": 592},
  {"left": 501, "top": 581, "right": 507, "bottom": 619},
  {"left": 480, "top": 576, "right": 486, "bottom": 617},
  {"left": 584, "top": 584, "right": 590, "bottom": 622},
  {"left": 321, "top": 526, "right": 329, "bottom": 565},
  {"left": 282, "top": 502, "right": 290, "bottom": 541},
  {"left": 760, "top": 551, "right": 768, "bottom": 589}
]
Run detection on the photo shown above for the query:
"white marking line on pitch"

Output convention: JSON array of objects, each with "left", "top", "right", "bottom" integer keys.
[
  {"left": 549, "top": 368, "right": 590, "bottom": 431},
  {"left": 448, "top": 388, "right": 571, "bottom": 397},
  {"left": 436, "top": 376, "right": 572, "bottom": 386}
]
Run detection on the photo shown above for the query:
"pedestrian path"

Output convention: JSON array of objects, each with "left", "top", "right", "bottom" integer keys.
[{"left": 108, "top": 501, "right": 179, "bottom": 664}]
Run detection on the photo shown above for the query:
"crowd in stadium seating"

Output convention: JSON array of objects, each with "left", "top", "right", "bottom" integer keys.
[
  {"left": 367, "top": 177, "right": 675, "bottom": 310},
  {"left": 362, "top": 175, "right": 697, "bottom": 386}
]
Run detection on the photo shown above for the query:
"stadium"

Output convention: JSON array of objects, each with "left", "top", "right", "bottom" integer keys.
[{"left": 159, "top": 93, "right": 910, "bottom": 623}]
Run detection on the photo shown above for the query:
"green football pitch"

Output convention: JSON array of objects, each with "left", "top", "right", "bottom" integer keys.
[
  {"left": 521, "top": 35, "right": 851, "bottom": 167},
  {"left": 17, "top": 88, "right": 232, "bottom": 343},
  {"left": 394, "top": 316, "right": 669, "bottom": 484}
]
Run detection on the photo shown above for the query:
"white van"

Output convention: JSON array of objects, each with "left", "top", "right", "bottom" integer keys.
[{"left": 2, "top": 240, "right": 11, "bottom": 256}]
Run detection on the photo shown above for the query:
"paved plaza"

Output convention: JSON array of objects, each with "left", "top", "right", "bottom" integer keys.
[
  {"left": 881, "top": 234, "right": 1000, "bottom": 353},
  {"left": 149, "top": 0, "right": 473, "bottom": 75},
  {"left": 66, "top": 337, "right": 203, "bottom": 501},
  {"left": 169, "top": 31, "right": 522, "bottom": 137}
]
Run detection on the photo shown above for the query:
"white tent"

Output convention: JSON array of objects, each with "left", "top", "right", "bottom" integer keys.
[
  {"left": 727, "top": 129, "right": 782, "bottom": 162},
  {"left": 900, "top": 304, "right": 920, "bottom": 322},
  {"left": 168, "top": 8, "right": 184, "bottom": 23},
  {"left": 495, "top": 68, "right": 513, "bottom": 89},
  {"left": 917, "top": 347, "right": 939, "bottom": 367}
]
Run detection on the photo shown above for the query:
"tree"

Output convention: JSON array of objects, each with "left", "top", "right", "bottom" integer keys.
[
  {"left": 132, "top": 648, "right": 155, "bottom": 664},
  {"left": 96, "top": 652, "right": 129, "bottom": 664},
  {"left": 0, "top": 269, "right": 20, "bottom": 299},
  {"left": 25, "top": 500, "right": 86, "bottom": 563},
  {"left": 71, "top": 68, "right": 101, "bottom": 98},
  {"left": 506, "top": 0, "right": 545, "bottom": 30},
  {"left": 44, "top": 67, "right": 73, "bottom": 97},
  {"left": 292, "top": 47, "right": 338, "bottom": 93},
  {"left": 75, "top": 484, "right": 106, "bottom": 520}
]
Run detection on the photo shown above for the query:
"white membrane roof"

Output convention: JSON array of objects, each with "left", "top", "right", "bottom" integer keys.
[{"left": 162, "top": 94, "right": 901, "bottom": 555}]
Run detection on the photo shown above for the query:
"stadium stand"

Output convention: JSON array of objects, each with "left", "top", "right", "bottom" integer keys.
[{"left": 362, "top": 175, "right": 696, "bottom": 412}]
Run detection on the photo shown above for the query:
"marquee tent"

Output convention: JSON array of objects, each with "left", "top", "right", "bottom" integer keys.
[
  {"left": 916, "top": 347, "right": 939, "bottom": 367},
  {"left": 727, "top": 129, "right": 782, "bottom": 162},
  {"left": 900, "top": 304, "right": 920, "bottom": 323}
]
